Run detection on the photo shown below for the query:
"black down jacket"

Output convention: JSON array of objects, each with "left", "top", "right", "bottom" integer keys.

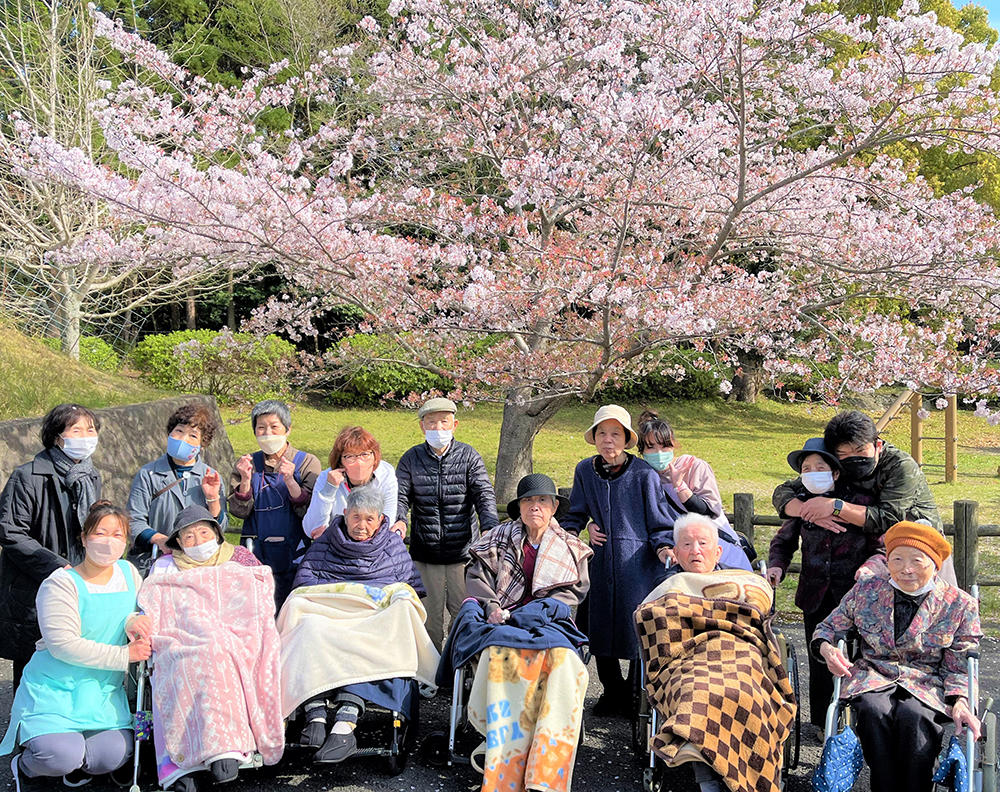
[
  {"left": 0, "top": 450, "right": 95, "bottom": 662},
  {"left": 395, "top": 440, "right": 499, "bottom": 564}
]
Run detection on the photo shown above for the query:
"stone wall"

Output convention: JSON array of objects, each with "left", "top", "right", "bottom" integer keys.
[{"left": 0, "top": 396, "right": 237, "bottom": 505}]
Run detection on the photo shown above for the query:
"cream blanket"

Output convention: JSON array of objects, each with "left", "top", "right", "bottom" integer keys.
[
  {"left": 276, "top": 582, "right": 440, "bottom": 718},
  {"left": 642, "top": 569, "right": 774, "bottom": 612},
  {"left": 468, "top": 646, "right": 588, "bottom": 792}
]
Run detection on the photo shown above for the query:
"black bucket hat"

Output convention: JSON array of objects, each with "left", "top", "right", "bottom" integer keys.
[
  {"left": 506, "top": 473, "right": 570, "bottom": 521},
  {"left": 787, "top": 437, "right": 842, "bottom": 474},
  {"left": 167, "top": 504, "right": 224, "bottom": 551}
]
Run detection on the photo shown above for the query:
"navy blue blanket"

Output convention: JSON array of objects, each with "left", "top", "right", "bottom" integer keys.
[
  {"left": 292, "top": 515, "right": 425, "bottom": 595},
  {"left": 436, "top": 598, "right": 588, "bottom": 688}
]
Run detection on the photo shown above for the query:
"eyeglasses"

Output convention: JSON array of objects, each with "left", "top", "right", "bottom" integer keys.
[{"left": 342, "top": 451, "right": 375, "bottom": 463}]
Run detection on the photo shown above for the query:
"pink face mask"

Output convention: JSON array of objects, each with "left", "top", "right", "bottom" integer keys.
[{"left": 85, "top": 536, "right": 126, "bottom": 567}]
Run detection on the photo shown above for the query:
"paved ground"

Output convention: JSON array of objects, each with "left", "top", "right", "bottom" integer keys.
[{"left": 1, "top": 620, "right": 997, "bottom": 792}]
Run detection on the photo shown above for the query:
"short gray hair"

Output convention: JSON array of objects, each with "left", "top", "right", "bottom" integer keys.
[
  {"left": 251, "top": 400, "right": 292, "bottom": 431},
  {"left": 345, "top": 485, "right": 384, "bottom": 519},
  {"left": 673, "top": 513, "right": 719, "bottom": 544}
]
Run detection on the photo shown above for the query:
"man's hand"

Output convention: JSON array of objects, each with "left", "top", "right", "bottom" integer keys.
[
  {"left": 391, "top": 520, "right": 407, "bottom": 539},
  {"left": 588, "top": 524, "right": 607, "bottom": 547},
  {"left": 310, "top": 525, "right": 327, "bottom": 540},
  {"left": 812, "top": 517, "right": 848, "bottom": 534},
  {"left": 656, "top": 546, "right": 675, "bottom": 565}
]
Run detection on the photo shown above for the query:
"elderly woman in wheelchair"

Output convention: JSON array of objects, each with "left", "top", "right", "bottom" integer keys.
[
  {"left": 277, "top": 485, "right": 437, "bottom": 768},
  {"left": 813, "top": 521, "right": 982, "bottom": 792},
  {"left": 436, "top": 473, "right": 592, "bottom": 792},
  {"left": 634, "top": 513, "right": 796, "bottom": 792}
]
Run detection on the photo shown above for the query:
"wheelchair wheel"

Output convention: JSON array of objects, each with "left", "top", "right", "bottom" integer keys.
[
  {"left": 642, "top": 763, "right": 664, "bottom": 792},
  {"left": 781, "top": 640, "right": 800, "bottom": 771},
  {"left": 984, "top": 708, "right": 997, "bottom": 792},
  {"left": 387, "top": 715, "right": 412, "bottom": 776},
  {"left": 420, "top": 731, "right": 449, "bottom": 769}
]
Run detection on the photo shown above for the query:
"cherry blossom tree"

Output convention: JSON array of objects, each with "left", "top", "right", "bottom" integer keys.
[{"left": 12, "top": 0, "right": 1000, "bottom": 499}]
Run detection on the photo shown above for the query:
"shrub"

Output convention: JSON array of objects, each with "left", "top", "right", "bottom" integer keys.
[
  {"left": 39, "top": 336, "right": 120, "bottom": 372},
  {"left": 132, "top": 329, "right": 296, "bottom": 404},
  {"left": 612, "top": 349, "right": 723, "bottom": 402},
  {"left": 323, "top": 334, "right": 454, "bottom": 406}
]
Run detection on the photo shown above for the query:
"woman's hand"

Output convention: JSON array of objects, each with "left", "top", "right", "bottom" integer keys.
[
  {"left": 820, "top": 642, "right": 853, "bottom": 677},
  {"left": 588, "top": 524, "right": 607, "bottom": 547},
  {"left": 656, "top": 546, "right": 675, "bottom": 565},
  {"left": 766, "top": 567, "right": 783, "bottom": 588},
  {"left": 487, "top": 608, "right": 510, "bottom": 625},
  {"left": 310, "top": 525, "right": 327, "bottom": 540},
  {"left": 128, "top": 637, "right": 152, "bottom": 663},
  {"left": 391, "top": 521, "right": 407, "bottom": 539},
  {"left": 327, "top": 468, "right": 346, "bottom": 488},
  {"left": 201, "top": 468, "right": 222, "bottom": 501},
  {"left": 952, "top": 697, "right": 982, "bottom": 740},
  {"left": 128, "top": 615, "right": 152, "bottom": 641},
  {"left": 236, "top": 454, "right": 254, "bottom": 484}
]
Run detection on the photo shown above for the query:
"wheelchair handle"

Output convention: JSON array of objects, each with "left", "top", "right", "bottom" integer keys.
[{"left": 824, "top": 639, "right": 848, "bottom": 743}]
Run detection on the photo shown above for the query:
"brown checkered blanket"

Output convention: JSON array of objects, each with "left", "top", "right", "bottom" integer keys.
[{"left": 634, "top": 590, "right": 796, "bottom": 792}]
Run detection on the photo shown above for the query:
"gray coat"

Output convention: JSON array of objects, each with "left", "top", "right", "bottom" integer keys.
[
  {"left": 0, "top": 450, "right": 98, "bottom": 661},
  {"left": 127, "top": 454, "right": 228, "bottom": 547}
]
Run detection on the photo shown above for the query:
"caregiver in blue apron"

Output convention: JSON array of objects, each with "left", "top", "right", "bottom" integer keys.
[
  {"left": 1, "top": 501, "right": 151, "bottom": 791},
  {"left": 228, "top": 400, "right": 321, "bottom": 609}
]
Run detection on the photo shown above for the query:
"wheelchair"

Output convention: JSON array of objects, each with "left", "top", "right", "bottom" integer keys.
[
  {"left": 631, "top": 562, "right": 801, "bottom": 792},
  {"left": 823, "top": 585, "right": 997, "bottom": 792}
]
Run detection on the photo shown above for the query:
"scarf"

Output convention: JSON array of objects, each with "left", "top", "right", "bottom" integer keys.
[
  {"left": 470, "top": 519, "right": 592, "bottom": 610},
  {"left": 172, "top": 541, "right": 236, "bottom": 571},
  {"left": 48, "top": 447, "right": 101, "bottom": 531}
]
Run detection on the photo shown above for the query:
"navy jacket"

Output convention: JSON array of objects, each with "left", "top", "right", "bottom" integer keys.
[
  {"left": 293, "top": 514, "right": 425, "bottom": 595},
  {"left": 395, "top": 440, "right": 499, "bottom": 564}
]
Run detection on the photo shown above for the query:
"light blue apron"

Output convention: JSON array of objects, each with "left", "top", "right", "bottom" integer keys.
[{"left": 0, "top": 561, "right": 136, "bottom": 753}]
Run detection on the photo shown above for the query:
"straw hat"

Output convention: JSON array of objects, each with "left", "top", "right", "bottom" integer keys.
[{"left": 584, "top": 405, "right": 637, "bottom": 449}]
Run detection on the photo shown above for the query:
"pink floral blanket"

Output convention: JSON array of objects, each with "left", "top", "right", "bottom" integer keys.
[{"left": 139, "top": 565, "right": 284, "bottom": 774}]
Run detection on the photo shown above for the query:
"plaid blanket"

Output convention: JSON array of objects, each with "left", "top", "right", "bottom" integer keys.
[
  {"left": 469, "top": 519, "right": 592, "bottom": 610},
  {"left": 635, "top": 587, "right": 795, "bottom": 792}
]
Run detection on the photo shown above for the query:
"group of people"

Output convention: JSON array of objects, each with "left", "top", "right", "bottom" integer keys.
[{"left": 0, "top": 397, "right": 983, "bottom": 792}]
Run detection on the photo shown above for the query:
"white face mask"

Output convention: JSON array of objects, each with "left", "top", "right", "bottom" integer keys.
[
  {"left": 62, "top": 436, "right": 99, "bottom": 461},
  {"left": 84, "top": 536, "right": 126, "bottom": 566},
  {"left": 256, "top": 434, "right": 287, "bottom": 455},
  {"left": 801, "top": 470, "right": 835, "bottom": 495},
  {"left": 889, "top": 575, "right": 936, "bottom": 597},
  {"left": 184, "top": 538, "right": 220, "bottom": 562},
  {"left": 424, "top": 429, "right": 453, "bottom": 450}
]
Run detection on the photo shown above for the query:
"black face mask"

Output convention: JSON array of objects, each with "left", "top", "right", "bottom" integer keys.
[{"left": 840, "top": 455, "right": 877, "bottom": 480}]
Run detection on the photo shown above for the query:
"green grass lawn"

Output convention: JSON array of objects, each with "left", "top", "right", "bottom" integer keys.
[{"left": 221, "top": 396, "right": 1000, "bottom": 630}]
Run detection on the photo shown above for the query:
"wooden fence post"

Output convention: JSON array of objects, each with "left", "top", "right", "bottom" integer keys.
[
  {"left": 733, "top": 493, "right": 755, "bottom": 547},
  {"left": 953, "top": 500, "right": 979, "bottom": 592}
]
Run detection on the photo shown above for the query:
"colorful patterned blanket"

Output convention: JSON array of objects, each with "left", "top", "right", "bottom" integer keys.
[
  {"left": 139, "top": 564, "right": 284, "bottom": 780},
  {"left": 277, "top": 581, "right": 440, "bottom": 718},
  {"left": 468, "top": 645, "right": 588, "bottom": 792},
  {"left": 634, "top": 573, "right": 795, "bottom": 792}
]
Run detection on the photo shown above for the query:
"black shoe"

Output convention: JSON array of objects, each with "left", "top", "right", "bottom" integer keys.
[
  {"left": 173, "top": 775, "right": 200, "bottom": 792},
  {"left": 209, "top": 759, "right": 239, "bottom": 784},
  {"left": 314, "top": 731, "right": 357, "bottom": 764},
  {"left": 62, "top": 769, "right": 92, "bottom": 788},
  {"left": 593, "top": 693, "right": 627, "bottom": 717},
  {"left": 300, "top": 719, "right": 327, "bottom": 748}
]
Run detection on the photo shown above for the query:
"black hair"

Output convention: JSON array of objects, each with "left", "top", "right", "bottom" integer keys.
[
  {"left": 40, "top": 404, "right": 101, "bottom": 449},
  {"left": 824, "top": 411, "right": 878, "bottom": 453},
  {"left": 637, "top": 409, "right": 677, "bottom": 453}
]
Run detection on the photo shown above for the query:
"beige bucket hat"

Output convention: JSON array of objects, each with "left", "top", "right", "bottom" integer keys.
[{"left": 584, "top": 404, "right": 637, "bottom": 449}]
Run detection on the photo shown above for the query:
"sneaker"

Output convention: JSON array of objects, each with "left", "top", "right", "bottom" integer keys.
[
  {"left": 62, "top": 769, "right": 91, "bottom": 788},
  {"left": 313, "top": 731, "right": 357, "bottom": 764}
]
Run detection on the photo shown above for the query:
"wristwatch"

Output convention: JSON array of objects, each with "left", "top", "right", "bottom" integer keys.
[{"left": 832, "top": 498, "right": 844, "bottom": 517}]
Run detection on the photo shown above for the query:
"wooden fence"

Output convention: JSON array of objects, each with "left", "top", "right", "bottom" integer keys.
[{"left": 729, "top": 493, "right": 999, "bottom": 592}]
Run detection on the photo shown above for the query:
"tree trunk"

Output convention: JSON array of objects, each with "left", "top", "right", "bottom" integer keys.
[
  {"left": 226, "top": 272, "right": 236, "bottom": 329},
  {"left": 729, "top": 349, "right": 765, "bottom": 404},
  {"left": 493, "top": 390, "right": 572, "bottom": 510},
  {"left": 58, "top": 288, "right": 82, "bottom": 360},
  {"left": 185, "top": 288, "right": 196, "bottom": 329}
]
